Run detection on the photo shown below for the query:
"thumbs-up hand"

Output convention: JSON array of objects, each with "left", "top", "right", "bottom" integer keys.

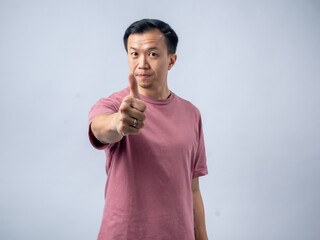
[{"left": 116, "top": 74, "right": 147, "bottom": 136}]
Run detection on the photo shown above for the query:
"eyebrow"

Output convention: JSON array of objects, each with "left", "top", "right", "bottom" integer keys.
[{"left": 130, "top": 47, "right": 160, "bottom": 51}]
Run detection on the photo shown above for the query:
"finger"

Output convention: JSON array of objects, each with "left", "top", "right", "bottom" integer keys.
[
  {"left": 120, "top": 126, "right": 140, "bottom": 136},
  {"left": 122, "top": 95, "right": 147, "bottom": 112},
  {"left": 122, "top": 116, "right": 144, "bottom": 130},
  {"left": 131, "top": 99, "right": 147, "bottom": 112},
  {"left": 127, "top": 107, "right": 146, "bottom": 122},
  {"left": 130, "top": 117, "right": 144, "bottom": 129},
  {"left": 127, "top": 126, "right": 141, "bottom": 135},
  {"left": 128, "top": 73, "right": 140, "bottom": 99}
]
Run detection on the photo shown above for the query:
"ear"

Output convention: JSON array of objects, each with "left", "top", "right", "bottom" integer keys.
[{"left": 168, "top": 54, "right": 177, "bottom": 70}]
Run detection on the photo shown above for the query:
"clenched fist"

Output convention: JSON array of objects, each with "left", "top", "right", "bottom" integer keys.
[{"left": 115, "top": 74, "right": 147, "bottom": 136}]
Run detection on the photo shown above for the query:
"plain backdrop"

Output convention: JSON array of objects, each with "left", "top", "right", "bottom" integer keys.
[{"left": 0, "top": 0, "right": 319, "bottom": 239}]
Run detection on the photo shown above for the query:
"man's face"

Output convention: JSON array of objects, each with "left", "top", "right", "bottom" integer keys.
[{"left": 127, "top": 29, "right": 177, "bottom": 91}]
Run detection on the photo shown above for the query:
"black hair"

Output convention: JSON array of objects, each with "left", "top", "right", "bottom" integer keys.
[{"left": 123, "top": 19, "right": 178, "bottom": 54}]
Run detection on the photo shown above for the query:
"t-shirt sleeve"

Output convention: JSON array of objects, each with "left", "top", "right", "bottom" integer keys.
[
  {"left": 192, "top": 114, "right": 208, "bottom": 178},
  {"left": 88, "top": 96, "right": 120, "bottom": 150}
]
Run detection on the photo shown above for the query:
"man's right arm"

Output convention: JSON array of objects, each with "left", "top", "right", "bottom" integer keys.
[{"left": 90, "top": 112, "right": 123, "bottom": 144}]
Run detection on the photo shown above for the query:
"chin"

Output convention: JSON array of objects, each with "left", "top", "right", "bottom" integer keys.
[
  {"left": 139, "top": 82, "right": 153, "bottom": 89},
  {"left": 137, "top": 78, "right": 153, "bottom": 88}
]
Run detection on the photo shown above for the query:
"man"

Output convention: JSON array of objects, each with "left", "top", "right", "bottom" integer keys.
[{"left": 88, "top": 19, "right": 209, "bottom": 240}]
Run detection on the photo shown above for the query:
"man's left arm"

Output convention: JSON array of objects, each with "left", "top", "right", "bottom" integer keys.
[{"left": 192, "top": 177, "right": 209, "bottom": 240}]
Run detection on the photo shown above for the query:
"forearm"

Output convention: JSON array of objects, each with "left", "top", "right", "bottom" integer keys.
[
  {"left": 193, "top": 190, "right": 208, "bottom": 240},
  {"left": 91, "top": 113, "right": 123, "bottom": 144}
]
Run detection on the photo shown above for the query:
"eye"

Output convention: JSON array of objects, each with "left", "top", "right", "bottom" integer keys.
[
  {"left": 131, "top": 52, "right": 138, "bottom": 57},
  {"left": 149, "top": 52, "right": 157, "bottom": 57}
]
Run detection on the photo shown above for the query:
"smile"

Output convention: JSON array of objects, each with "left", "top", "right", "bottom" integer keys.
[{"left": 137, "top": 74, "right": 152, "bottom": 78}]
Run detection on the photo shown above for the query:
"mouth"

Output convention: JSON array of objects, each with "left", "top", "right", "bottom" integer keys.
[{"left": 136, "top": 73, "right": 152, "bottom": 78}]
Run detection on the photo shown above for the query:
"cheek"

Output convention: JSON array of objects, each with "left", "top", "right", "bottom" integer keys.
[
  {"left": 157, "top": 61, "right": 169, "bottom": 73},
  {"left": 154, "top": 59, "right": 167, "bottom": 69},
  {"left": 128, "top": 60, "right": 137, "bottom": 71}
]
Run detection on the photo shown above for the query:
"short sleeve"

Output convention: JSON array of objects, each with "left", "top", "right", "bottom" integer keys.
[
  {"left": 192, "top": 114, "right": 208, "bottom": 178},
  {"left": 88, "top": 96, "right": 120, "bottom": 150}
]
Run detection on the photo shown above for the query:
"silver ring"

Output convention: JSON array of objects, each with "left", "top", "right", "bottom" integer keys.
[{"left": 133, "top": 118, "right": 137, "bottom": 128}]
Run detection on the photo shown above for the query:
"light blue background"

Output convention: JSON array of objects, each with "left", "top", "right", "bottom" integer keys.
[{"left": 1, "top": 0, "right": 319, "bottom": 239}]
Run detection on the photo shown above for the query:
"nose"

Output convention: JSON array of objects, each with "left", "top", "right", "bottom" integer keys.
[{"left": 138, "top": 55, "right": 150, "bottom": 69}]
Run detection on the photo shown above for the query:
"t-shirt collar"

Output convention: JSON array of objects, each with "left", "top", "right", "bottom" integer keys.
[{"left": 140, "top": 90, "right": 175, "bottom": 105}]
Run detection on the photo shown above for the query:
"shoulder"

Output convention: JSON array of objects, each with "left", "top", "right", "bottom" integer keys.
[
  {"left": 172, "top": 93, "right": 204, "bottom": 132},
  {"left": 89, "top": 87, "right": 130, "bottom": 114},
  {"left": 173, "top": 93, "right": 201, "bottom": 117},
  {"left": 106, "top": 87, "right": 130, "bottom": 102},
  {"left": 98, "top": 87, "right": 129, "bottom": 107}
]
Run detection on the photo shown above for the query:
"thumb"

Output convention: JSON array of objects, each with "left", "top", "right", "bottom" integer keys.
[{"left": 128, "top": 73, "right": 140, "bottom": 99}]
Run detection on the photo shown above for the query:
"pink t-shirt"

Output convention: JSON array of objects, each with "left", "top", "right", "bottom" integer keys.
[{"left": 88, "top": 87, "right": 208, "bottom": 240}]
